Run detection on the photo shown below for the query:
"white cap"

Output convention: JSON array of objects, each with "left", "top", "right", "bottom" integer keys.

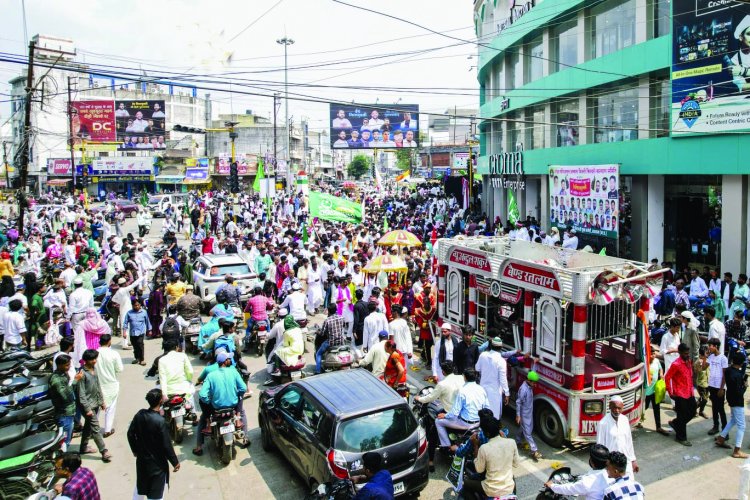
[
  {"left": 610, "top": 395, "right": 623, "bottom": 404},
  {"left": 292, "top": 282, "right": 301, "bottom": 290},
  {"left": 441, "top": 323, "right": 453, "bottom": 331},
  {"left": 278, "top": 308, "right": 289, "bottom": 316}
]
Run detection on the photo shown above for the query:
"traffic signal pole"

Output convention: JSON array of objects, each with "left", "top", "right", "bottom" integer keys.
[{"left": 67, "top": 76, "right": 77, "bottom": 189}]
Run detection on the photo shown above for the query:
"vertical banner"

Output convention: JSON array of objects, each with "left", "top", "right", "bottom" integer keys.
[
  {"left": 672, "top": 0, "right": 750, "bottom": 134},
  {"left": 548, "top": 165, "right": 619, "bottom": 240}
]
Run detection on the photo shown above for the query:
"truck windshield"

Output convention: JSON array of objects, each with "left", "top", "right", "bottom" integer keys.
[{"left": 334, "top": 407, "right": 416, "bottom": 452}]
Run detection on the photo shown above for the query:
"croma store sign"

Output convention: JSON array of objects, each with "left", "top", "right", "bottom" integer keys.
[{"left": 497, "top": 0, "right": 535, "bottom": 34}]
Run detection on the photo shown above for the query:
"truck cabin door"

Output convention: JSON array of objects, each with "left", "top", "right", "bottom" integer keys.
[{"left": 445, "top": 268, "right": 465, "bottom": 325}]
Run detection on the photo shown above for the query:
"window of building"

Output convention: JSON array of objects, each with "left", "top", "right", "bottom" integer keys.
[
  {"left": 526, "top": 106, "right": 545, "bottom": 150},
  {"left": 653, "top": 0, "right": 671, "bottom": 38},
  {"left": 650, "top": 77, "right": 670, "bottom": 138},
  {"left": 590, "top": 0, "right": 636, "bottom": 59},
  {"left": 552, "top": 19, "right": 578, "bottom": 71},
  {"left": 506, "top": 112, "right": 522, "bottom": 150},
  {"left": 589, "top": 86, "right": 639, "bottom": 143},
  {"left": 506, "top": 51, "right": 523, "bottom": 91},
  {"left": 495, "top": 61, "right": 505, "bottom": 99},
  {"left": 554, "top": 99, "right": 580, "bottom": 147},
  {"left": 525, "top": 36, "right": 544, "bottom": 84}
]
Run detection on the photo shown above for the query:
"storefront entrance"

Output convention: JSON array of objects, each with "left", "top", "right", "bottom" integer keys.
[{"left": 664, "top": 175, "right": 721, "bottom": 269}]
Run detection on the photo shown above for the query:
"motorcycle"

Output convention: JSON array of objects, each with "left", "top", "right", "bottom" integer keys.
[
  {"left": 162, "top": 394, "right": 189, "bottom": 444},
  {"left": 270, "top": 358, "right": 307, "bottom": 384},
  {"left": 0, "top": 427, "right": 65, "bottom": 486},
  {"left": 247, "top": 319, "right": 270, "bottom": 357},
  {"left": 536, "top": 467, "right": 578, "bottom": 500},
  {"left": 320, "top": 345, "right": 356, "bottom": 372},
  {"left": 0, "top": 373, "right": 51, "bottom": 408},
  {"left": 305, "top": 477, "right": 356, "bottom": 500},
  {"left": 183, "top": 318, "right": 203, "bottom": 355},
  {"left": 207, "top": 406, "right": 242, "bottom": 465},
  {"left": 0, "top": 400, "right": 56, "bottom": 431}
]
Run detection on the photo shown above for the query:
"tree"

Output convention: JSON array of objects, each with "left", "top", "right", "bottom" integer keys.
[
  {"left": 347, "top": 154, "right": 371, "bottom": 180},
  {"left": 395, "top": 149, "right": 416, "bottom": 171}
]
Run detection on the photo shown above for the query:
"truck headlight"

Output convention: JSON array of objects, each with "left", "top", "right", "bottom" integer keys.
[{"left": 583, "top": 400, "right": 604, "bottom": 416}]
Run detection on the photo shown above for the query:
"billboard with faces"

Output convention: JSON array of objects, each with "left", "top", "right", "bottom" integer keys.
[
  {"left": 114, "top": 100, "right": 167, "bottom": 150},
  {"left": 329, "top": 104, "right": 419, "bottom": 149}
]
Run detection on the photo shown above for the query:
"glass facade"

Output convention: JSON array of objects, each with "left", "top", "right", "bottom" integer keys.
[
  {"left": 590, "top": 0, "right": 636, "bottom": 59},
  {"left": 554, "top": 99, "right": 580, "bottom": 147},
  {"left": 654, "top": 0, "right": 671, "bottom": 38},
  {"left": 526, "top": 37, "right": 544, "bottom": 84},
  {"left": 552, "top": 19, "right": 578, "bottom": 71},
  {"left": 589, "top": 86, "right": 639, "bottom": 143}
]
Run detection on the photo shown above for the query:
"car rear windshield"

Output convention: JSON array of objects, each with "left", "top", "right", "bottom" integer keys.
[
  {"left": 209, "top": 263, "right": 252, "bottom": 276},
  {"left": 148, "top": 197, "right": 162, "bottom": 204},
  {"left": 335, "top": 407, "right": 416, "bottom": 452}
]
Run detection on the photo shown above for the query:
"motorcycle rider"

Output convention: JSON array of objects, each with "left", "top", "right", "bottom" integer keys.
[
  {"left": 215, "top": 275, "right": 242, "bottom": 306},
  {"left": 270, "top": 315, "right": 305, "bottom": 377},
  {"left": 351, "top": 452, "right": 394, "bottom": 500},
  {"left": 244, "top": 286, "right": 275, "bottom": 348},
  {"left": 175, "top": 285, "right": 201, "bottom": 322},
  {"left": 435, "top": 368, "right": 489, "bottom": 451},
  {"left": 192, "top": 351, "right": 248, "bottom": 456},
  {"left": 265, "top": 308, "right": 288, "bottom": 372},
  {"left": 315, "top": 304, "right": 347, "bottom": 374},
  {"left": 279, "top": 282, "right": 307, "bottom": 323},
  {"left": 158, "top": 339, "right": 196, "bottom": 418},
  {"left": 163, "top": 230, "right": 179, "bottom": 261},
  {"left": 165, "top": 273, "right": 187, "bottom": 307},
  {"left": 545, "top": 444, "right": 612, "bottom": 499}
]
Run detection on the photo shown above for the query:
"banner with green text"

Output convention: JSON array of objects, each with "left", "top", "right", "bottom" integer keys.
[{"left": 309, "top": 191, "right": 363, "bottom": 224}]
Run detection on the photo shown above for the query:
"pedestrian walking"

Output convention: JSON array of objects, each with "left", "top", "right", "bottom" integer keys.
[
  {"left": 127, "top": 388, "right": 180, "bottom": 500},
  {"left": 664, "top": 343, "right": 696, "bottom": 446},
  {"left": 694, "top": 346, "right": 710, "bottom": 419},
  {"left": 596, "top": 395, "right": 638, "bottom": 474},
  {"left": 95, "top": 334, "right": 123, "bottom": 438},
  {"left": 706, "top": 337, "right": 729, "bottom": 436},
  {"left": 49, "top": 353, "right": 81, "bottom": 450},
  {"left": 475, "top": 337, "right": 510, "bottom": 420},
  {"left": 75, "top": 349, "right": 112, "bottom": 462},
  {"left": 515, "top": 371, "right": 542, "bottom": 461},
  {"left": 123, "top": 299, "right": 151, "bottom": 366},
  {"left": 715, "top": 352, "right": 748, "bottom": 458},
  {"left": 147, "top": 281, "right": 167, "bottom": 339}
]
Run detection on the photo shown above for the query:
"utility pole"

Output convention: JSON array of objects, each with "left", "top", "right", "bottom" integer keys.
[
  {"left": 67, "top": 76, "right": 77, "bottom": 189},
  {"left": 1, "top": 142, "right": 9, "bottom": 189},
  {"left": 273, "top": 93, "right": 279, "bottom": 184},
  {"left": 17, "top": 40, "right": 35, "bottom": 233},
  {"left": 277, "top": 36, "right": 294, "bottom": 191}
]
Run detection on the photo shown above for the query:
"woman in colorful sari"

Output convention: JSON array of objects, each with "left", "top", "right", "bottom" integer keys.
[{"left": 73, "top": 308, "right": 111, "bottom": 365}]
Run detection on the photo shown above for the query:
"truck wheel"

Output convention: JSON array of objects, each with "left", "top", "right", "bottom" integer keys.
[{"left": 534, "top": 401, "right": 565, "bottom": 448}]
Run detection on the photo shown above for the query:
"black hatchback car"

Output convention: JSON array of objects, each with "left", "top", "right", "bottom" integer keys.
[{"left": 258, "top": 369, "right": 429, "bottom": 497}]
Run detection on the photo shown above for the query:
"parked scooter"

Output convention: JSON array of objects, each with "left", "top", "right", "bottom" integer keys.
[{"left": 0, "top": 427, "right": 65, "bottom": 486}]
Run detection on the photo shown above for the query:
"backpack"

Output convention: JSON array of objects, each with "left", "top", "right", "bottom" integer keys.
[
  {"left": 654, "top": 289, "right": 676, "bottom": 316},
  {"left": 162, "top": 316, "right": 181, "bottom": 340}
]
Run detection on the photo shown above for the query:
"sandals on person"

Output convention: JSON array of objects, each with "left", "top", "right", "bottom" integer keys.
[
  {"left": 656, "top": 428, "right": 671, "bottom": 436},
  {"left": 103, "top": 430, "right": 115, "bottom": 438},
  {"left": 101, "top": 451, "right": 113, "bottom": 463},
  {"left": 138, "top": 361, "right": 147, "bottom": 366},
  {"left": 192, "top": 448, "right": 203, "bottom": 456}
]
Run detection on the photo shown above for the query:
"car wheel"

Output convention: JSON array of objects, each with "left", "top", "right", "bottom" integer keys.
[
  {"left": 260, "top": 416, "right": 275, "bottom": 452},
  {"left": 534, "top": 401, "right": 565, "bottom": 448}
]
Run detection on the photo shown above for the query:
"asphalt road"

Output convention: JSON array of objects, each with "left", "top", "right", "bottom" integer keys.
[{"left": 75, "top": 213, "right": 749, "bottom": 500}]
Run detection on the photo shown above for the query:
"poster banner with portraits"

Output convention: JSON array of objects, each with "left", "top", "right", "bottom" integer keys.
[
  {"left": 114, "top": 100, "right": 167, "bottom": 150},
  {"left": 71, "top": 101, "right": 116, "bottom": 145},
  {"left": 548, "top": 165, "right": 619, "bottom": 240},
  {"left": 672, "top": 0, "right": 750, "bottom": 134},
  {"left": 329, "top": 104, "right": 419, "bottom": 149}
]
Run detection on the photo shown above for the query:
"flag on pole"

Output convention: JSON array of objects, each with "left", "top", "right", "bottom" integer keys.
[
  {"left": 361, "top": 195, "right": 366, "bottom": 224},
  {"left": 253, "top": 158, "right": 265, "bottom": 193},
  {"left": 507, "top": 189, "right": 519, "bottom": 225},
  {"left": 302, "top": 223, "right": 309, "bottom": 244},
  {"left": 599, "top": 247, "right": 607, "bottom": 255},
  {"left": 383, "top": 215, "right": 389, "bottom": 232},
  {"left": 395, "top": 170, "right": 411, "bottom": 183}
]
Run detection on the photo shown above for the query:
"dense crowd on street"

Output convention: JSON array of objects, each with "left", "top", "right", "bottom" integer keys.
[{"left": 0, "top": 179, "right": 746, "bottom": 499}]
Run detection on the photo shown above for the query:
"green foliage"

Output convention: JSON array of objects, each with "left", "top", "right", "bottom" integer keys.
[
  {"left": 395, "top": 149, "right": 415, "bottom": 171},
  {"left": 347, "top": 154, "right": 371, "bottom": 180}
]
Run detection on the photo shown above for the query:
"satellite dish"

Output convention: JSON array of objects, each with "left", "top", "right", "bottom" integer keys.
[{"left": 590, "top": 270, "right": 620, "bottom": 306}]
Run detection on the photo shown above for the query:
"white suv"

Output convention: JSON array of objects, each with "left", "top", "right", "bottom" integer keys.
[{"left": 192, "top": 254, "right": 257, "bottom": 312}]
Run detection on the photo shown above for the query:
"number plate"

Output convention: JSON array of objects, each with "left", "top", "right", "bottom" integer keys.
[
  {"left": 171, "top": 408, "right": 186, "bottom": 417},
  {"left": 219, "top": 423, "right": 235, "bottom": 435},
  {"left": 291, "top": 371, "right": 302, "bottom": 379},
  {"left": 27, "top": 470, "right": 38, "bottom": 483},
  {"left": 393, "top": 482, "right": 405, "bottom": 495}
]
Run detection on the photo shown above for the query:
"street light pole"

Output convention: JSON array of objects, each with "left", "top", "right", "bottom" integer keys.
[{"left": 277, "top": 36, "right": 294, "bottom": 191}]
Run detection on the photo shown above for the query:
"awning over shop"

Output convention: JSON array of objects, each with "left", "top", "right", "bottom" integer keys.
[
  {"left": 155, "top": 175, "right": 184, "bottom": 183},
  {"left": 47, "top": 178, "right": 71, "bottom": 186}
]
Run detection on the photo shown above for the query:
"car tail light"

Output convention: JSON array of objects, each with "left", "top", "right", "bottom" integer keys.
[
  {"left": 417, "top": 425, "right": 427, "bottom": 456},
  {"left": 327, "top": 449, "right": 349, "bottom": 479}
]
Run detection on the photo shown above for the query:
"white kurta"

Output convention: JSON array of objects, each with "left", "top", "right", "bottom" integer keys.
[
  {"left": 306, "top": 266, "right": 324, "bottom": 313},
  {"left": 364, "top": 312, "right": 389, "bottom": 351},
  {"left": 95, "top": 346, "right": 123, "bottom": 407},
  {"left": 475, "top": 350, "right": 510, "bottom": 419},
  {"left": 596, "top": 412, "right": 636, "bottom": 474},
  {"left": 389, "top": 318, "right": 413, "bottom": 363}
]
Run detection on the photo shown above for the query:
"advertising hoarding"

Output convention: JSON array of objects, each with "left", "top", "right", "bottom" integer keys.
[
  {"left": 47, "top": 159, "right": 73, "bottom": 175},
  {"left": 71, "top": 101, "right": 116, "bottom": 145},
  {"left": 548, "top": 165, "right": 619, "bottom": 240},
  {"left": 329, "top": 104, "right": 419, "bottom": 149},
  {"left": 91, "top": 158, "right": 153, "bottom": 176},
  {"left": 115, "top": 100, "right": 167, "bottom": 150},
  {"left": 672, "top": 0, "right": 750, "bottom": 134}
]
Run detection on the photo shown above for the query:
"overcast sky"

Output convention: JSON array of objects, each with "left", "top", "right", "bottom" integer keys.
[{"left": 0, "top": 0, "right": 480, "bottom": 132}]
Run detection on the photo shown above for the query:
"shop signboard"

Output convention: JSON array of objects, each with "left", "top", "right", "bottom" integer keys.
[
  {"left": 90, "top": 158, "right": 153, "bottom": 176},
  {"left": 548, "top": 165, "right": 619, "bottom": 240},
  {"left": 672, "top": 0, "right": 750, "bottom": 135},
  {"left": 47, "top": 159, "right": 72, "bottom": 175},
  {"left": 185, "top": 168, "right": 208, "bottom": 180}
]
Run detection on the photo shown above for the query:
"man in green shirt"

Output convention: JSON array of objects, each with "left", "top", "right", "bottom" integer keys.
[{"left": 48, "top": 354, "right": 81, "bottom": 448}]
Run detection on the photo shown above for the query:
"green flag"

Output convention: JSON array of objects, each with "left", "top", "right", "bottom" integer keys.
[
  {"left": 383, "top": 216, "right": 389, "bottom": 231},
  {"left": 308, "top": 191, "right": 363, "bottom": 224},
  {"left": 599, "top": 247, "right": 607, "bottom": 255},
  {"left": 253, "top": 158, "right": 265, "bottom": 193},
  {"left": 507, "top": 189, "right": 519, "bottom": 225},
  {"left": 302, "top": 223, "right": 309, "bottom": 244},
  {"left": 140, "top": 189, "right": 148, "bottom": 207}
]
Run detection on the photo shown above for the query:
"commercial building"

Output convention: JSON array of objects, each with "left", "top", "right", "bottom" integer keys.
[
  {"left": 475, "top": 0, "right": 750, "bottom": 274},
  {"left": 420, "top": 107, "right": 478, "bottom": 179},
  {"left": 8, "top": 34, "right": 209, "bottom": 199}
]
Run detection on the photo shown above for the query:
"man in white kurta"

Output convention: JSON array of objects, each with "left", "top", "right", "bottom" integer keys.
[
  {"left": 596, "top": 396, "right": 638, "bottom": 475},
  {"left": 474, "top": 337, "right": 510, "bottom": 419},
  {"left": 95, "top": 334, "right": 123, "bottom": 435},
  {"left": 363, "top": 302, "right": 389, "bottom": 351},
  {"left": 432, "top": 324, "right": 456, "bottom": 382},
  {"left": 389, "top": 307, "right": 413, "bottom": 367},
  {"left": 306, "top": 262, "right": 324, "bottom": 314}
]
